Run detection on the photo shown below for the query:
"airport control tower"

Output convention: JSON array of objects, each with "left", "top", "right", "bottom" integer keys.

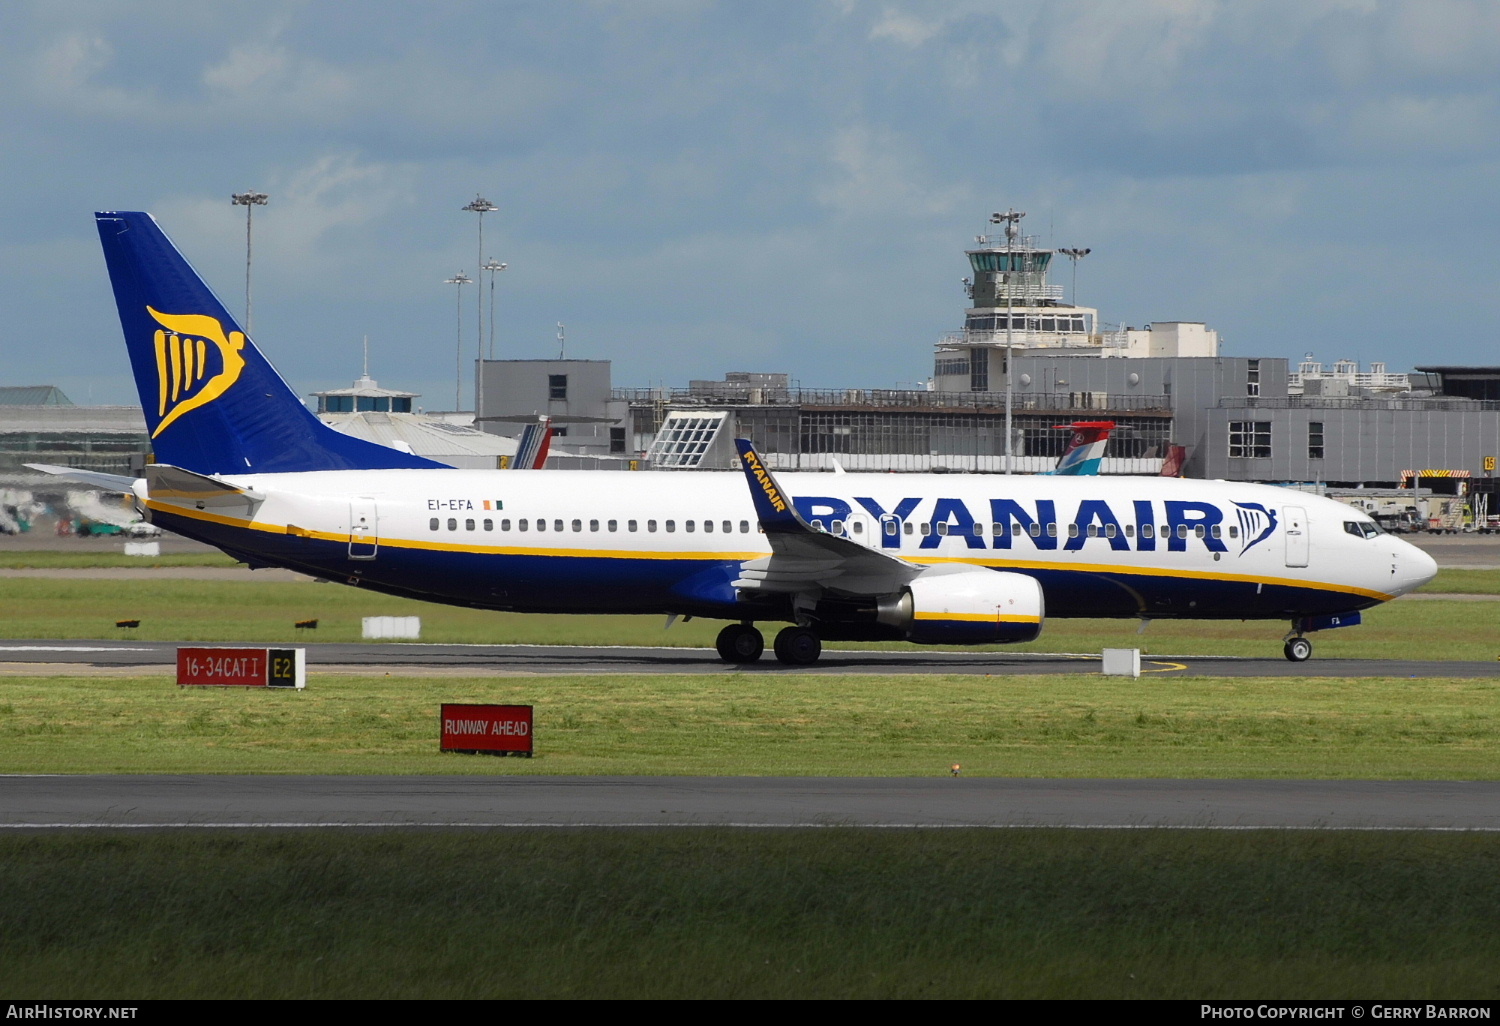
[
  {"left": 932, "top": 209, "right": 1218, "bottom": 393},
  {"left": 933, "top": 210, "right": 1101, "bottom": 393}
]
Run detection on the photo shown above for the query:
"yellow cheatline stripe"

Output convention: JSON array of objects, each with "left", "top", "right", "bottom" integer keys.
[
  {"left": 913, "top": 553, "right": 1393, "bottom": 602},
  {"left": 145, "top": 501, "right": 1392, "bottom": 600},
  {"left": 912, "top": 611, "right": 1041, "bottom": 624}
]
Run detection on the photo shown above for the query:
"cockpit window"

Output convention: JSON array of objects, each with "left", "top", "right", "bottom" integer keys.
[{"left": 1344, "top": 520, "right": 1381, "bottom": 539}]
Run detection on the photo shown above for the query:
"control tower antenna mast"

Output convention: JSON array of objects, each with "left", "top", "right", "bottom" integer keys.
[{"left": 990, "top": 209, "right": 1024, "bottom": 475}]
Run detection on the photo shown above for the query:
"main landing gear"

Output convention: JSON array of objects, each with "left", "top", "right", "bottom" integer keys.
[
  {"left": 714, "top": 624, "right": 823, "bottom": 666},
  {"left": 715, "top": 623, "right": 764, "bottom": 664}
]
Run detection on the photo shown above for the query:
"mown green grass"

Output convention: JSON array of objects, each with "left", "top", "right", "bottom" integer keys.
[
  {"left": 3, "top": 672, "right": 1498, "bottom": 777},
  {"left": 4, "top": 829, "right": 1498, "bottom": 999},
  {"left": 1428, "top": 567, "right": 1500, "bottom": 594},
  {"left": 2, "top": 575, "right": 1497, "bottom": 659},
  {"left": 0, "top": 551, "right": 239, "bottom": 569}
]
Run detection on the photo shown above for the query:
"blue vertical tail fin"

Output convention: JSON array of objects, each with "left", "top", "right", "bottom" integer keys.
[{"left": 95, "top": 211, "right": 447, "bottom": 475}]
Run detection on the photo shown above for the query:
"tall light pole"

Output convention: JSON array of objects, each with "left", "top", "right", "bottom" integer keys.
[
  {"left": 230, "top": 191, "right": 268, "bottom": 331},
  {"left": 462, "top": 195, "right": 498, "bottom": 356},
  {"left": 1059, "top": 247, "right": 1091, "bottom": 307},
  {"left": 477, "top": 259, "right": 506, "bottom": 428},
  {"left": 445, "top": 272, "right": 472, "bottom": 410},
  {"left": 991, "top": 209, "right": 1024, "bottom": 475},
  {"left": 482, "top": 259, "right": 507, "bottom": 360}
]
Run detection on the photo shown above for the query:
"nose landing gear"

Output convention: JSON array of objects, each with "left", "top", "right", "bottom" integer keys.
[{"left": 1283, "top": 635, "right": 1313, "bottom": 662}]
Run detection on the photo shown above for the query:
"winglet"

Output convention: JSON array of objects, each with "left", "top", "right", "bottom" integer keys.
[{"left": 734, "top": 438, "right": 805, "bottom": 534}]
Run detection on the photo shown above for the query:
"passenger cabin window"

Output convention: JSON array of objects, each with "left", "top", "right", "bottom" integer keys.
[
  {"left": 1142, "top": 524, "right": 1154, "bottom": 539},
  {"left": 647, "top": 520, "right": 657, "bottom": 532},
  {"left": 685, "top": 520, "right": 695, "bottom": 533},
  {"left": 501, "top": 519, "right": 511, "bottom": 531},
  {"left": 723, "top": 521, "right": 732, "bottom": 534},
  {"left": 740, "top": 521, "right": 750, "bottom": 533},
  {"left": 666, "top": 520, "right": 676, "bottom": 533},
  {"left": 447, "top": 518, "right": 457, "bottom": 531},
  {"left": 554, "top": 520, "right": 563, "bottom": 532},
  {"left": 536, "top": 519, "right": 546, "bottom": 532},
  {"left": 627, "top": 520, "right": 637, "bottom": 532},
  {"left": 483, "top": 519, "right": 493, "bottom": 531},
  {"left": 429, "top": 518, "right": 439, "bottom": 531},
  {"left": 607, "top": 520, "right": 617, "bottom": 532},
  {"left": 590, "top": 520, "right": 599, "bottom": 532},
  {"left": 519, "top": 519, "right": 528, "bottom": 531},
  {"left": 1068, "top": 524, "right": 1080, "bottom": 539},
  {"left": 572, "top": 519, "right": 582, "bottom": 532},
  {"left": 465, "top": 519, "right": 475, "bottom": 531}
]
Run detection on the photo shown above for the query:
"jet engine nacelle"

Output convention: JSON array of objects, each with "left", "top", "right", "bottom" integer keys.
[{"left": 878, "top": 567, "right": 1045, "bottom": 645}]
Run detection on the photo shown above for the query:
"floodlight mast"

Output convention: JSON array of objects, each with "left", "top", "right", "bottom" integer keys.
[
  {"left": 1059, "top": 247, "right": 1092, "bottom": 307},
  {"left": 990, "top": 209, "right": 1024, "bottom": 475},
  {"left": 444, "top": 272, "right": 473, "bottom": 410},
  {"left": 478, "top": 258, "right": 507, "bottom": 430},
  {"left": 230, "top": 192, "right": 268, "bottom": 332}
]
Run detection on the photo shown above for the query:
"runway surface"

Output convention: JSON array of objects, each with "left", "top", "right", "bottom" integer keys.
[
  {"left": 4, "top": 775, "right": 1497, "bottom": 829},
  {"left": 2, "top": 637, "right": 1499, "bottom": 678}
]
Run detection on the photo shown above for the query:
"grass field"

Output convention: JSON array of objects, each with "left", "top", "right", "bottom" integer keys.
[
  {"left": 4, "top": 671, "right": 1499, "bottom": 777},
  {"left": 0, "top": 550, "right": 240, "bottom": 569},
  {"left": 2, "top": 574, "right": 1498, "bottom": 659},
  {"left": 4, "top": 829, "right": 1498, "bottom": 999}
]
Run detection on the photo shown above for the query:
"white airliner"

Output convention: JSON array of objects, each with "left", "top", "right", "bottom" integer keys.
[{"left": 32, "top": 212, "right": 1438, "bottom": 666}]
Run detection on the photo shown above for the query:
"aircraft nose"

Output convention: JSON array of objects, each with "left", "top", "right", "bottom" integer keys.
[{"left": 1391, "top": 538, "right": 1438, "bottom": 595}]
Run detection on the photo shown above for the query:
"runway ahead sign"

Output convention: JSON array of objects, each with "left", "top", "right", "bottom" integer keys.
[
  {"left": 176, "top": 647, "right": 306, "bottom": 689},
  {"left": 441, "top": 703, "right": 534, "bottom": 757}
]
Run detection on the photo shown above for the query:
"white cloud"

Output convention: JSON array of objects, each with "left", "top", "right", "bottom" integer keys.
[{"left": 817, "top": 124, "right": 968, "bottom": 219}]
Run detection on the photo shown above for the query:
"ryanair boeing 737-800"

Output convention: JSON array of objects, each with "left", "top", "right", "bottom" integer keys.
[{"left": 31, "top": 211, "right": 1438, "bottom": 665}]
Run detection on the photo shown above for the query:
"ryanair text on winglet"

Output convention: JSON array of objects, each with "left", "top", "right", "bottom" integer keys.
[{"left": 742, "top": 448, "right": 787, "bottom": 512}]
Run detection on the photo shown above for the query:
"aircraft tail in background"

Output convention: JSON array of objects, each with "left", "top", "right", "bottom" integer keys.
[
  {"left": 508, "top": 416, "right": 553, "bottom": 469},
  {"left": 1048, "top": 420, "right": 1115, "bottom": 476},
  {"left": 94, "top": 211, "right": 447, "bottom": 476}
]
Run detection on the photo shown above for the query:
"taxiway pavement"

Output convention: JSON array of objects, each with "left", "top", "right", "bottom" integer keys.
[
  {"left": 2, "top": 638, "right": 1499, "bottom": 677},
  {"left": 3, "top": 776, "right": 1497, "bottom": 830}
]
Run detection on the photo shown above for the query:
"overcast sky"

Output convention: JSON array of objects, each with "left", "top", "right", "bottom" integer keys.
[{"left": 3, "top": 0, "right": 1498, "bottom": 407}]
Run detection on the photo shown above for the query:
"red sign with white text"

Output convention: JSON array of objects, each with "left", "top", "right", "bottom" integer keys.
[
  {"left": 441, "top": 703, "right": 534, "bottom": 756},
  {"left": 176, "top": 647, "right": 305, "bottom": 688}
]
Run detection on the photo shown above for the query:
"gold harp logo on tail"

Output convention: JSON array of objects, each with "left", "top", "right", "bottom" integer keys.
[{"left": 146, "top": 307, "right": 247, "bottom": 439}]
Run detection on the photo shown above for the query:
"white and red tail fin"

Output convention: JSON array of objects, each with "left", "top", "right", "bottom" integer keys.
[
  {"left": 1049, "top": 421, "right": 1114, "bottom": 476},
  {"left": 510, "top": 416, "right": 553, "bottom": 469}
]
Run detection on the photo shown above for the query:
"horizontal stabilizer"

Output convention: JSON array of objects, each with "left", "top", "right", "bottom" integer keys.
[
  {"left": 24, "top": 463, "right": 140, "bottom": 493},
  {"left": 145, "top": 464, "right": 264, "bottom": 516}
]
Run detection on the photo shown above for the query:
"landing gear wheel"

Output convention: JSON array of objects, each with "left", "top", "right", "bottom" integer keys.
[
  {"left": 773, "top": 626, "right": 822, "bottom": 666},
  {"left": 1284, "top": 637, "right": 1312, "bottom": 662},
  {"left": 715, "top": 623, "right": 764, "bottom": 664}
]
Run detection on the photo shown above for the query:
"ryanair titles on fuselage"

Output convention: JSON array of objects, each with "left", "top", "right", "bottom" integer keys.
[{"left": 789, "top": 494, "right": 1279, "bottom": 557}]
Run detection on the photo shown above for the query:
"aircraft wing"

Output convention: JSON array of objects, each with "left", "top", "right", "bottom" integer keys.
[
  {"left": 732, "top": 438, "right": 919, "bottom": 596},
  {"left": 25, "top": 463, "right": 141, "bottom": 493}
]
